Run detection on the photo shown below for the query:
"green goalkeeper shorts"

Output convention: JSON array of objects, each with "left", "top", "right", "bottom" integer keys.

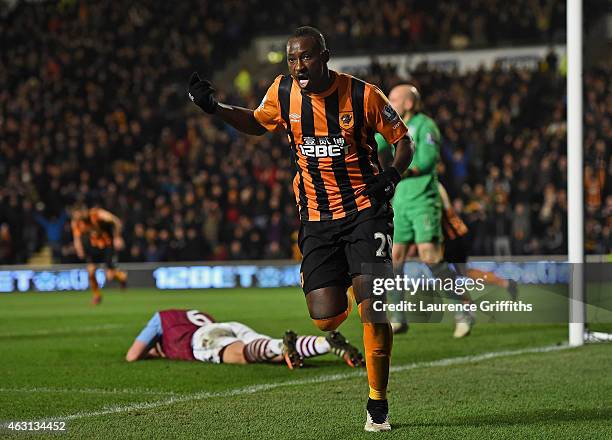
[{"left": 392, "top": 200, "right": 442, "bottom": 244}]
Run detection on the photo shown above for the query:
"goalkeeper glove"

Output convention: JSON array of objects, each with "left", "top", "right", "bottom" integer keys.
[
  {"left": 363, "top": 167, "right": 401, "bottom": 203},
  {"left": 188, "top": 72, "right": 218, "bottom": 114}
]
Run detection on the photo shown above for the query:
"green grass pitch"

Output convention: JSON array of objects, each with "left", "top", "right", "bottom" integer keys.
[{"left": 1, "top": 287, "right": 611, "bottom": 439}]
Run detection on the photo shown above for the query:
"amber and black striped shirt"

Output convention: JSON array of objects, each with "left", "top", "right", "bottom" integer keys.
[
  {"left": 254, "top": 71, "right": 408, "bottom": 221},
  {"left": 71, "top": 208, "right": 114, "bottom": 249}
]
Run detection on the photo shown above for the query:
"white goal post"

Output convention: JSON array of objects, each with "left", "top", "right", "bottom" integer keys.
[{"left": 567, "top": 0, "right": 584, "bottom": 347}]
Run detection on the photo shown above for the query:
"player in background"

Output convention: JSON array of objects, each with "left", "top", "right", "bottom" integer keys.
[
  {"left": 377, "top": 86, "right": 517, "bottom": 337},
  {"left": 126, "top": 309, "right": 365, "bottom": 369},
  {"left": 376, "top": 84, "right": 467, "bottom": 336},
  {"left": 188, "top": 26, "right": 414, "bottom": 431},
  {"left": 71, "top": 207, "right": 127, "bottom": 305}
]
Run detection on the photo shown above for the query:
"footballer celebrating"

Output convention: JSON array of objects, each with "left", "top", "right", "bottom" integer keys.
[
  {"left": 126, "top": 309, "right": 364, "bottom": 368},
  {"left": 188, "top": 27, "right": 414, "bottom": 431},
  {"left": 71, "top": 207, "right": 128, "bottom": 305}
]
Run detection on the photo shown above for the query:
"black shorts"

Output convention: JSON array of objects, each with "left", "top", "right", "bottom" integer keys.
[
  {"left": 84, "top": 243, "right": 117, "bottom": 269},
  {"left": 298, "top": 203, "right": 394, "bottom": 294}
]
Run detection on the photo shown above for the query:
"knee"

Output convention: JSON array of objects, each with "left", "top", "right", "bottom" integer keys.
[
  {"left": 418, "top": 244, "right": 443, "bottom": 264},
  {"left": 125, "top": 352, "right": 138, "bottom": 362},
  {"left": 312, "top": 320, "right": 338, "bottom": 332},
  {"left": 420, "top": 254, "right": 440, "bottom": 264},
  {"left": 306, "top": 286, "right": 350, "bottom": 330},
  {"left": 312, "top": 309, "right": 349, "bottom": 332}
]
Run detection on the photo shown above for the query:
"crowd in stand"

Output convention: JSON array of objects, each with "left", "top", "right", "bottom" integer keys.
[
  {"left": 0, "top": 0, "right": 272, "bottom": 264},
  {"left": 254, "top": 0, "right": 573, "bottom": 52},
  {"left": 1, "top": 1, "right": 610, "bottom": 264}
]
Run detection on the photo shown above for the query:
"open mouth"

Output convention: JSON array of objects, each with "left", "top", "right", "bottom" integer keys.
[{"left": 297, "top": 73, "right": 309, "bottom": 88}]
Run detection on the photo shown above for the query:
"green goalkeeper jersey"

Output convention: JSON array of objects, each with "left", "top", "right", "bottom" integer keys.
[{"left": 375, "top": 112, "right": 441, "bottom": 206}]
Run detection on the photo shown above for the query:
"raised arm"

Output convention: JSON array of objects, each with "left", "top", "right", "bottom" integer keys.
[
  {"left": 33, "top": 213, "right": 49, "bottom": 228},
  {"left": 188, "top": 73, "right": 267, "bottom": 136},
  {"left": 215, "top": 105, "right": 267, "bottom": 135}
]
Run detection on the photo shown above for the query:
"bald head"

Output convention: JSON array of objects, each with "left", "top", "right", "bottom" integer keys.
[{"left": 389, "top": 84, "right": 421, "bottom": 118}]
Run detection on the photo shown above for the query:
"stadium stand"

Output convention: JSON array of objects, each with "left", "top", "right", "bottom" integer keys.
[
  {"left": 251, "top": 0, "right": 570, "bottom": 52},
  {"left": 0, "top": 1, "right": 610, "bottom": 264}
]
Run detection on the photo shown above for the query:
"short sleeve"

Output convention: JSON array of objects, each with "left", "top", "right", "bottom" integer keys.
[
  {"left": 253, "top": 75, "right": 284, "bottom": 132},
  {"left": 364, "top": 84, "right": 408, "bottom": 145}
]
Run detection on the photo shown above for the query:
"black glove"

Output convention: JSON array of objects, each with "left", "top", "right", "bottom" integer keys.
[
  {"left": 188, "top": 72, "right": 218, "bottom": 114},
  {"left": 363, "top": 167, "right": 401, "bottom": 203}
]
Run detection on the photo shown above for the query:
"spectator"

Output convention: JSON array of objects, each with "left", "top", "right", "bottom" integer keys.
[
  {"left": 0, "top": 223, "right": 12, "bottom": 264},
  {"left": 490, "top": 203, "right": 512, "bottom": 256},
  {"left": 512, "top": 203, "right": 531, "bottom": 254},
  {"left": 33, "top": 211, "right": 68, "bottom": 263}
]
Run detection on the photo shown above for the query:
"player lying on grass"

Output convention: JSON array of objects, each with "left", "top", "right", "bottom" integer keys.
[
  {"left": 125, "top": 309, "right": 364, "bottom": 369},
  {"left": 71, "top": 206, "right": 128, "bottom": 305}
]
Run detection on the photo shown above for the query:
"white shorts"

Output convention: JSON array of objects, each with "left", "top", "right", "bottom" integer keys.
[{"left": 191, "top": 322, "right": 271, "bottom": 364}]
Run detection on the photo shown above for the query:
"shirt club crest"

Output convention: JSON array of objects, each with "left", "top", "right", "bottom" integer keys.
[{"left": 339, "top": 112, "right": 354, "bottom": 129}]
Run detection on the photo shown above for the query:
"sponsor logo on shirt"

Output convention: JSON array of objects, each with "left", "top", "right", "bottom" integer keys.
[
  {"left": 382, "top": 104, "right": 400, "bottom": 123},
  {"left": 298, "top": 136, "right": 350, "bottom": 157}
]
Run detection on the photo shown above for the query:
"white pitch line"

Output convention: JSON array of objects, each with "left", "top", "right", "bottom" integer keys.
[
  {"left": 0, "top": 324, "right": 125, "bottom": 338},
  {"left": 0, "top": 343, "right": 570, "bottom": 426},
  {"left": 0, "top": 387, "right": 180, "bottom": 397}
]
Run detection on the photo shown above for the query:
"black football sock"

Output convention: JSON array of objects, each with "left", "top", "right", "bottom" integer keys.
[{"left": 367, "top": 398, "right": 388, "bottom": 424}]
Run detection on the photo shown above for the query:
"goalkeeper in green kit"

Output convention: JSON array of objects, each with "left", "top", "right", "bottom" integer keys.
[{"left": 376, "top": 84, "right": 473, "bottom": 337}]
